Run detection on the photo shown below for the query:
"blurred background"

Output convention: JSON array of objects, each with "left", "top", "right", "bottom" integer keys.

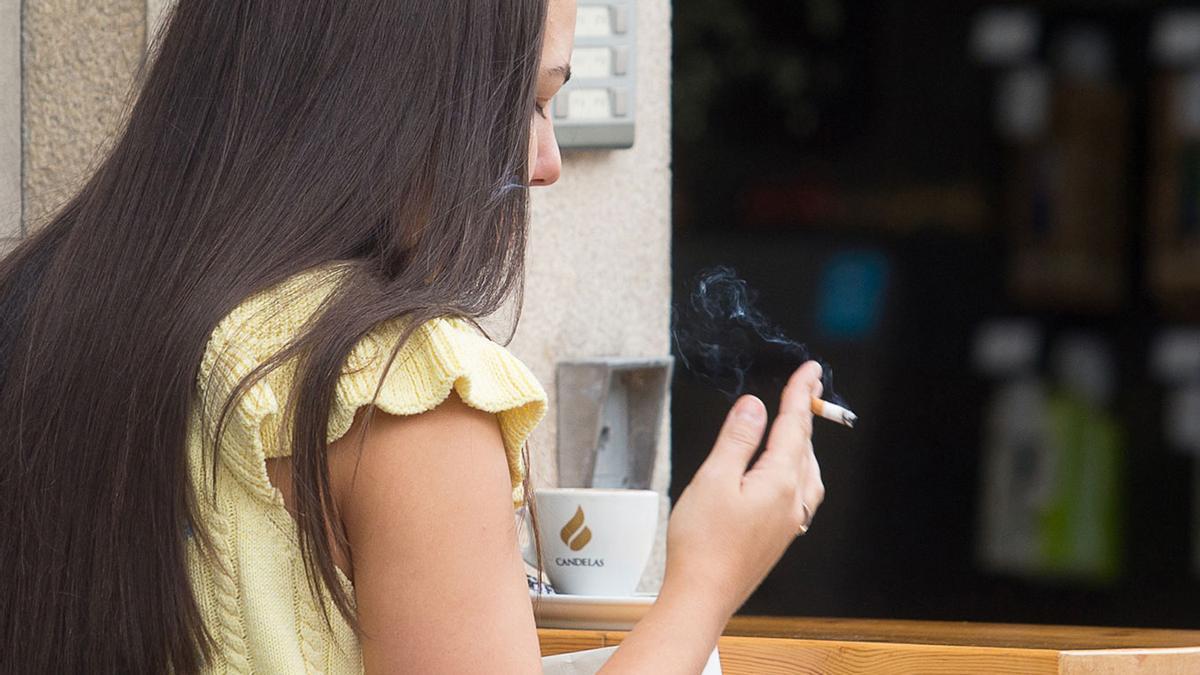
[
  {"left": 670, "top": 0, "right": 1200, "bottom": 628},
  {"left": 6, "top": 0, "right": 1200, "bottom": 633}
]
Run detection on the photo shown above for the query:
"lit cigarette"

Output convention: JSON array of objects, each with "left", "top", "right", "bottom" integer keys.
[{"left": 811, "top": 396, "right": 857, "bottom": 428}]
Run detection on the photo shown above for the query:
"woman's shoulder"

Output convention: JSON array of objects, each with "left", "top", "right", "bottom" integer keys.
[
  {"left": 198, "top": 262, "right": 545, "bottom": 412},
  {"left": 329, "top": 313, "right": 547, "bottom": 446},
  {"left": 202, "top": 262, "right": 352, "bottom": 365},
  {"left": 327, "top": 314, "right": 546, "bottom": 506},
  {"left": 195, "top": 263, "right": 547, "bottom": 506}
]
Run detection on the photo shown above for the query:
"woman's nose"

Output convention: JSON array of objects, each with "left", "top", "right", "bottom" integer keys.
[{"left": 530, "top": 133, "right": 562, "bottom": 186}]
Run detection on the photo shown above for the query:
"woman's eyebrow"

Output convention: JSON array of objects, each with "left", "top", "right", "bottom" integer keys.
[{"left": 543, "top": 63, "right": 572, "bottom": 85}]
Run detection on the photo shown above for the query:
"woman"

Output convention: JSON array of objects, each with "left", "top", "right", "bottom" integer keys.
[{"left": 0, "top": 0, "right": 825, "bottom": 672}]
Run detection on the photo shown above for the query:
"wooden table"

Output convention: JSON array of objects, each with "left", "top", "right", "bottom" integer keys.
[{"left": 539, "top": 616, "right": 1200, "bottom": 673}]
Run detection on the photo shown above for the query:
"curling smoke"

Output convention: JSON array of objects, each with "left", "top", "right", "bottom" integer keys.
[{"left": 672, "top": 266, "right": 846, "bottom": 407}]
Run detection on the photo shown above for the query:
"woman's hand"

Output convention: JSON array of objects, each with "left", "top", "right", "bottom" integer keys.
[{"left": 662, "top": 361, "right": 826, "bottom": 619}]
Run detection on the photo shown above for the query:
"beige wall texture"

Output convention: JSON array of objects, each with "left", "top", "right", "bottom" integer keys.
[
  {"left": 22, "top": 1, "right": 144, "bottom": 233},
  {"left": 1, "top": 0, "right": 19, "bottom": 244},
  {"left": 12, "top": 0, "right": 673, "bottom": 588}
]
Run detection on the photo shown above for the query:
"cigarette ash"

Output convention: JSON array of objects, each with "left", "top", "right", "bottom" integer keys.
[{"left": 672, "top": 266, "right": 848, "bottom": 408}]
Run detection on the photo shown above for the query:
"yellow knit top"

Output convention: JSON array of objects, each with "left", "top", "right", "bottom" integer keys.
[{"left": 184, "top": 262, "right": 547, "bottom": 673}]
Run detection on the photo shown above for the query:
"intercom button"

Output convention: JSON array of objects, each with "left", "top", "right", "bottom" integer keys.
[
  {"left": 611, "top": 6, "right": 630, "bottom": 34},
  {"left": 611, "top": 88, "right": 630, "bottom": 117},
  {"left": 613, "top": 46, "right": 630, "bottom": 76}
]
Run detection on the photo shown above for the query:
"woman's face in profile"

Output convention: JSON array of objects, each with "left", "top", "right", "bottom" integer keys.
[{"left": 528, "top": 0, "right": 577, "bottom": 187}]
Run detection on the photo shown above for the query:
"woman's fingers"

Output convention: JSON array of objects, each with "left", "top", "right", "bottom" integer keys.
[
  {"left": 697, "top": 395, "right": 768, "bottom": 480},
  {"left": 751, "top": 362, "right": 822, "bottom": 476}
]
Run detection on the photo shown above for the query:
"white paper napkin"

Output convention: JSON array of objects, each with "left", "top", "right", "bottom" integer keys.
[{"left": 541, "top": 645, "right": 722, "bottom": 674}]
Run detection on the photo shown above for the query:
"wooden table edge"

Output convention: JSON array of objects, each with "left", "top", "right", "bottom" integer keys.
[{"left": 539, "top": 620, "right": 1200, "bottom": 674}]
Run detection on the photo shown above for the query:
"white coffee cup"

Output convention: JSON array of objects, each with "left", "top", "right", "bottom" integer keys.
[{"left": 530, "top": 488, "right": 659, "bottom": 596}]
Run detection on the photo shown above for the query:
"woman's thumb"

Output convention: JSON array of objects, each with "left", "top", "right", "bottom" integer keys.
[{"left": 700, "top": 395, "right": 767, "bottom": 476}]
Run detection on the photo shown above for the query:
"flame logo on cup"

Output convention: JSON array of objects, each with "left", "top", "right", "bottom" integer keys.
[{"left": 559, "top": 506, "right": 593, "bottom": 551}]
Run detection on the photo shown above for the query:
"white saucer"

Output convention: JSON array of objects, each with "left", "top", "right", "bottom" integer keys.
[{"left": 530, "top": 591, "right": 658, "bottom": 630}]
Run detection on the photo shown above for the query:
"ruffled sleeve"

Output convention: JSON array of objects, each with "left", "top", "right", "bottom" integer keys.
[
  {"left": 325, "top": 316, "right": 547, "bottom": 506},
  {"left": 197, "top": 273, "right": 547, "bottom": 508}
]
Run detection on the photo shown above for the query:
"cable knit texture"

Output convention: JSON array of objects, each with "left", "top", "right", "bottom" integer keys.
[{"left": 185, "top": 262, "right": 547, "bottom": 673}]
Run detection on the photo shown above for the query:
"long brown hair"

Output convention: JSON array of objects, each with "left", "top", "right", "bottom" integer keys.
[{"left": 0, "top": 1, "right": 548, "bottom": 671}]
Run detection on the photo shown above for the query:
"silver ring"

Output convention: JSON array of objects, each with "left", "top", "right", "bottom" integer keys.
[{"left": 797, "top": 501, "right": 813, "bottom": 536}]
